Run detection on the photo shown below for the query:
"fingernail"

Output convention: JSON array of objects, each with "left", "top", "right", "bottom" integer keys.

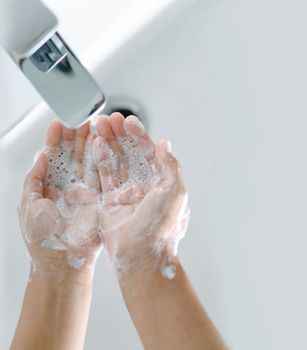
[{"left": 126, "top": 115, "right": 145, "bottom": 130}]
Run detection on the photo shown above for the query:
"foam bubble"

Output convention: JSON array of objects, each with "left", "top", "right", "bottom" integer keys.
[
  {"left": 41, "top": 138, "right": 101, "bottom": 262},
  {"left": 117, "top": 136, "right": 154, "bottom": 186},
  {"left": 62, "top": 226, "right": 96, "bottom": 247},
  {"left": 41, "top": 236, "right": 67, "bottom": 251},
  {"left": 44, "top": 142, "right": 75, "bottom": 188},
  {"left": 160, "top": 265, "right": 177, "bottom": 279},
  {"left": 67, "top": 254, "right": 86, "bottom": 269}
]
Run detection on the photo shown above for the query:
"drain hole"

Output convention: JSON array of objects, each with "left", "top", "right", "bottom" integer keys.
[
  {"left": 103, "top": 97, "right": 149, "bottom": 129},
  {"left": 108, "top": 107, "right": 137, "bottom": 119}
]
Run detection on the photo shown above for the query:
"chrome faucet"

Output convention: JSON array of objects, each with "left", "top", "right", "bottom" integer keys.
[{"left": 0, "top": 0, "right": 106, "bottom": 127}]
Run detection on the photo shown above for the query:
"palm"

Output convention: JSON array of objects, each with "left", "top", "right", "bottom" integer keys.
[
  {"left": 48, "top": 186, "right": 100, "bottom": 251},
  {"left": 100, "top": 185, "right": 145, "bottom": 250}
]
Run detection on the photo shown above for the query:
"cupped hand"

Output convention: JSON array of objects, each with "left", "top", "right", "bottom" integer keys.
[
  {"left": 18, "top": 120, "right": 103, "bottom": 278},
  {"left": 92, "top": 114, "right": 190, "bottom": 280}
]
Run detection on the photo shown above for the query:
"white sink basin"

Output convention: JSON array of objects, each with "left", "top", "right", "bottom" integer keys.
[
  {"left": 1, "top": 0, "right": 307, "bottom": 349},
  {"left": 0, "top": 0, "right": 178, "bottom": 135}
]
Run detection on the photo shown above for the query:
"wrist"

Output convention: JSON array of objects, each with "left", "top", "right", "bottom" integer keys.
[
  {"left": 12, "top": 263, "right": 94, "bottom": 350},
  {"left": 29, "top": 263, "right": 94, "bottom": 301},
  {"left": 110, "top": 237, "right": 180, "bottom": 286},
  {"left": 118, "top": 256, "right": 182, "bottom": 292}
]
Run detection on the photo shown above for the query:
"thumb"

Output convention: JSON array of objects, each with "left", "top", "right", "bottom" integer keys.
[{"left": 23, "top": 152, "right": 48, "bottom": 201}]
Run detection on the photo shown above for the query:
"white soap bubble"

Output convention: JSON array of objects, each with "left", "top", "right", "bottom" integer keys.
[{"left": 117, "top": 136, "right": 154, "bottom": 186}]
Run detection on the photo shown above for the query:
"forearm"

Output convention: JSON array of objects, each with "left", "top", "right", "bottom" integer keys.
[
  {"left": 11, "top": 267, "right": 94, "bottom": 350},
  {"left": 119, "top": 258, "right": 226, "bottom": 350}
]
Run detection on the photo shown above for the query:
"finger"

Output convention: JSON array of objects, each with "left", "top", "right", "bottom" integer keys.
[
  {"left": 23, "top": 152, "right": 48, "bottom": 201},
  {"left": 83, "top": 133, "right": 101, "bottom": 191},
  {"left": 155, "top": 139, "right": 183, "bottom": 188},
  {"left": 171, "top": 206, "right": 190, "bottom": 256},
  {"left": 116, "top": 185, "right": 145, "bottom": 205},
  {"left": 102, "top": 185, "right": 144, "bottom": 206},
  {"left": 109, "top": 138, "right": 128, "bottom": 188},
  {"left": 110, "top": 112, "right": 126, "bottom": 137},
  {"left": 92, "top": 136, "right": 116, "bottom": 192},
  {"left": 110, "top": 113, "right": 129, "bottom": 182},
  {"left": 124, "top": 115, "right": 155, "bottom": 163},
  {"left": 96, "top": 115, "right": 114, "bottom": 141},
  {"left": 45, "top": 119, "right": 63, "bottom": 146},
  {"left": 64, "top": 186, "right": 99, "bottom": 205},
  {"left": 97, "top": 115, "right": 128, "bottom": 187},
  {"left": 109, "top": 113, "right": 130, "bottom": 184},
  {"left": 178, "top": 207, "right": 190, "bottom": 239},
  {"left": 73, "top": 122, "right": 90, "bottom": 179}
]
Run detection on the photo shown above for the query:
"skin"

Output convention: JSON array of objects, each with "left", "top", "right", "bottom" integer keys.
[
  {"left": 12, "top": 121, "right": 102, "bottom": 350},
  {"left": 120, "top": 258, "right": 227, "bottom": 350},
  {"left": 96, "top": 114, "right": 227, "bottom": 350},
  {"left": 11, "top": 271, "right": 94, "bottom": 350},
  {"left": 12, "top": 113, "right": 226, "bottom": 350},
  {"left": 92, "top": 113, "right": 190, "bottom": 280}
]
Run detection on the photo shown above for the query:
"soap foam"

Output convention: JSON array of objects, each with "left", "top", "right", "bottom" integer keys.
[
  {"left": 44, "top": 141, "right": 76, "bottom": 188},
  {"left": 30, "top": 129, "right": 187, "bottom": 278},
  {"left": 97, "top": 135, "right": 189, "bottom": 282},
  {"left": 160, "top": 265, "right": 177, "bottom": 280},
  {"left": 41, "top": 236, "right": 67, "bottom": 251},
  {"left": 67, "top": 254, "right": 86, "bottom": 269},
  {"left": 117, "top": 135, "right": 155, "bottom": 186},
  {"left": 41, "top": 138, "right": 102, "bottom": 270}
]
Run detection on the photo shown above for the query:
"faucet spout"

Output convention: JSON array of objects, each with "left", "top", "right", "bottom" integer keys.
[
  {"left": 0, "top": 0, "right": 105, "bottom": 128},
  {"left": 21, "top": 33, "right": 106, "bottom": 127}
]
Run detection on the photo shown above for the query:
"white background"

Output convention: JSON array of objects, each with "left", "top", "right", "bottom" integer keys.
[{"left": 1, "top": 0, "right": 307, "bottom": 349}]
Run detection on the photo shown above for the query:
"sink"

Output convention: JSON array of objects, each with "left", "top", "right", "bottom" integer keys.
[
  {"left": 0, "top": 0, "right": 179, "bottom": 136},
  {"left": 1, "top": 0, "right": 307, "bottom": 349}
]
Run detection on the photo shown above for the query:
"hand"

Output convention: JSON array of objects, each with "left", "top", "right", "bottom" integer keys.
[
  {"left": 92, "top": 114, "right": 190, "bottom": 282},
  {"left": 18, "top": 120, "right": 103, "bottom": 280}
]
